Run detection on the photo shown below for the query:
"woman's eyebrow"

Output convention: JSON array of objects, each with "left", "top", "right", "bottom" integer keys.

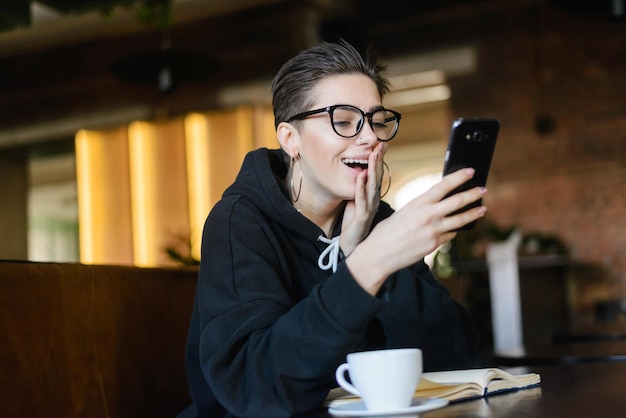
[{"left": 369, "top": 105, "right": 385, "bottom": 112}]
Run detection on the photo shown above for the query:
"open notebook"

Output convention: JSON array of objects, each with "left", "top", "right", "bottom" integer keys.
[{"left": 327, "top": 367, "right": 541, "bottom": 407}]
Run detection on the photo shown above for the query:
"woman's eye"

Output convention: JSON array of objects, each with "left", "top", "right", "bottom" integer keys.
[{"left": 333, "top": 120, "right": 352, "bottom": 128}]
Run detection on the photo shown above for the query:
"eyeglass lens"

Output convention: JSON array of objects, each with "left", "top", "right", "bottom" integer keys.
[{"left": 332, "top": 106, "right": 399, "bottom": 140}]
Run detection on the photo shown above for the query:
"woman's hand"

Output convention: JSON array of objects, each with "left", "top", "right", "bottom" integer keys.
[
  {"left": 346, "top": 167, "right": 487, "bottom": 295},
  {"left": 339, "top": 142, "right": 387, "bottom": 256}
]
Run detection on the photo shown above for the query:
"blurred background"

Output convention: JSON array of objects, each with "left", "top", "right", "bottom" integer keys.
[{"left": 1, "top": 0, "right": 625, "bottom": 350}]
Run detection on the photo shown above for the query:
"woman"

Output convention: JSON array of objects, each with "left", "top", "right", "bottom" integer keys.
[{"left": 179, "top": 40, "right": 485, "bottom": 418}]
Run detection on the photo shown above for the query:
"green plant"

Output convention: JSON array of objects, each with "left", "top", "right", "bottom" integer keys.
[{"left": 101, "top": 0, "right": 172, "bottom": 28}]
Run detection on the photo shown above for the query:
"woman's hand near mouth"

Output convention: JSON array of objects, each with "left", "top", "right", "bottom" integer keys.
[{"left": 339, "top": 142, "right": 387, "bottom": 256}]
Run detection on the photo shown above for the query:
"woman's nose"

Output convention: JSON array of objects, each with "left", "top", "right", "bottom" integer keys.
[{"left": 356, "top": 120, "right": 378, "bottom": 145}]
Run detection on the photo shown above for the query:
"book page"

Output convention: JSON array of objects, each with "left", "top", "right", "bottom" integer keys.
[
  {"left": 419, "top": 368, "right": 540, "bottom": 400},
  {"left": 424, "top": 368, "right": 540, "bottom": 387},
  {"left": 485, "top": 369, "right": 541, "bottom": 394},
  {"left": 414, "top": 377, "right": 483, "bottom": 401},
  {"left": 326, "top": 368, "right": 541, "bottom": 406},
  {"left": 422, "top": 368, "right": 493, "bottom": 386}
]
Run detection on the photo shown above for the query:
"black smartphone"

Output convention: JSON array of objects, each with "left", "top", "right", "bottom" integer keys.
[{"left": 442, "top": 118, "right": 499, "bottom": 230}]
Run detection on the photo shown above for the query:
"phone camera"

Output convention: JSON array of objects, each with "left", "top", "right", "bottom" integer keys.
[{"left": 472, "top": 131, "right": 483, "bottom": 142}]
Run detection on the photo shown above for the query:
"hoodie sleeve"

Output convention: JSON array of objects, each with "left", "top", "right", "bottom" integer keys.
[
  {"left": 193, "top": 197, "right": 385, "bottom": 417},
  {"left": 377, "top": 261, "right": 479, "bottom": 371}
]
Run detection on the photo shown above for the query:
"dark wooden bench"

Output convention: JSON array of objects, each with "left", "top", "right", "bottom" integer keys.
[{"left": 0, "top": 261, "right": 198, "bottom": 418}]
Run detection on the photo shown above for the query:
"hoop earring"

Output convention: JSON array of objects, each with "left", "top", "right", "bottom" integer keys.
[
  {"left": 380, "top": 161, "right": 391, "bottom": 198},
  {"left": 290, "top": 155, "right": 303, "bottom": 202}
]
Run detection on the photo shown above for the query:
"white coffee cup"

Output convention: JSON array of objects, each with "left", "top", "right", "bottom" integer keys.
[{"left": 335, "top": 348, "right": 422, "bottom": 412}]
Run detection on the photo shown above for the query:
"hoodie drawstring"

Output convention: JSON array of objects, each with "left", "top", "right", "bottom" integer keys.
[{"left": 317, "top": 235, "right": 341, "bottom": 273}]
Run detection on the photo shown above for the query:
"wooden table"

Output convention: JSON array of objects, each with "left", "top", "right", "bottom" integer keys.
[{"left": 288, "top": 361, "right": 626, "bottom": 418}]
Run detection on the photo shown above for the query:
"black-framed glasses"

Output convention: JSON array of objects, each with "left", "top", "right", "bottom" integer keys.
[{"left": 286, "top": 104, "right": 402, "bottom": 142}]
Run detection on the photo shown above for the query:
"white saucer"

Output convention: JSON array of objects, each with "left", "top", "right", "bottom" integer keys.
[{"left": 328, "top": 397, "right": 448, "bottom": 417}]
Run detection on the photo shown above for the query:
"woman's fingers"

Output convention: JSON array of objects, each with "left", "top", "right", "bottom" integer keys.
[
  {"left": 398, "top": 170, "right": 488, "bottom": 238},
  {"left": 367, "top": 142, "right": 386, "bottom": 197},
  {"left": 421, "top": 168, "right": 476, "bottom": 202},
  {"left": 355, "top": 166, "right": 487, "bottom": 278},
  {"left": 443, "top": 204, "right": 487, "bottom": 231},
  {"left": 414, "top": 168, "right": 487, "bottom": 218},
  {"left": 353, "top": 171, "right": 365, "bottom": 205},
  {"left": 441, "top": 185, "right": 487, "bottom": 215}
]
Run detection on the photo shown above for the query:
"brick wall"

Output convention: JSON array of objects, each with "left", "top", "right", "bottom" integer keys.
[{"left": 442, "top": 5, "right": 626, "bottom": 320}]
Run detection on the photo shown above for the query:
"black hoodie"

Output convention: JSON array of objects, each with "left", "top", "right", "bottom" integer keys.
[{"left": 179, "top": 148, "right": 478, "bottom": 418}]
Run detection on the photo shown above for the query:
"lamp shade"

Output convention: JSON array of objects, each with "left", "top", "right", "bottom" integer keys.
[{"left": 111, "top": 48, "right": 219, "bottom": 93}]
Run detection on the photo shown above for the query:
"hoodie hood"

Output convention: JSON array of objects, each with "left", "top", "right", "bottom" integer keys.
[{"left": 222, "top": 148, "right": 325, "bottom": 239}]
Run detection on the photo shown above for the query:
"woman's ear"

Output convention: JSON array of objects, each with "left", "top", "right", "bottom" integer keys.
[{"left": 276, "top": 121, "right": 299, "bottom": 158}]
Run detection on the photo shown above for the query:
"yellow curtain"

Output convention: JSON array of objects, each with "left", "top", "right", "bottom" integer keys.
[
  {"left": 75, "top": 126, "right": 133, "bottom": 265},
  {"left": 76, "top": 105, "right": 276, "bottom": 266}
]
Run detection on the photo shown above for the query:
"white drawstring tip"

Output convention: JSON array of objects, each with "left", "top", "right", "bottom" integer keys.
[{"left": 317, "top": 235, "right": 341, "bottom": 273}]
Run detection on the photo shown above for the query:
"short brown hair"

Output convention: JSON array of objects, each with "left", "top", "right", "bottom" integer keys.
[{"left": 271, "top": 40, "right": 390, "bottom": 129}]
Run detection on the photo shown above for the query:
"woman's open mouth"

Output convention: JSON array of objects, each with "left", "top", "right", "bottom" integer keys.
[{"left": 342, "top": 158, "right": 368, "bottom": 170}]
